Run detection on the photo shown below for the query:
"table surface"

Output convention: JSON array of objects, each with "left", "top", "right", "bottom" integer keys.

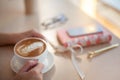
[{"left": 0, "top": 0, "right": 120, "bottom": 80}]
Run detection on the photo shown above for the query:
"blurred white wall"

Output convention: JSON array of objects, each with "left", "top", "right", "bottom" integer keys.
[
  {"left": 0, "top": 0, "right": 25, "bottom": 13},
  {"left": 69, "top": 0, "right": 81, "bottom": 8}
]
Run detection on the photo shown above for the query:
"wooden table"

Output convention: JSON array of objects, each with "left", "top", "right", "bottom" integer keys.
[
  {"left": 0, "top": 0, "right": 120, "bottom": 80},
  {"left": 0, "top": 30, "right": 120, "bottom": 80}
]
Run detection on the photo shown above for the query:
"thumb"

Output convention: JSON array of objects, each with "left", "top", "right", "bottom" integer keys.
[
  {"left": 18, "top": 60, "right": 38, "bottom": 73},
  {"left": 29, "top": 62, "right": 44, "bottom": 73},
  {"left": 30, "top": 29, "right": 45, "bottom": 39}
]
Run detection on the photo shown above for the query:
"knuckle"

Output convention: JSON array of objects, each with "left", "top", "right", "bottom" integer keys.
[
  {"left": 26, "top": 61, "right": 31, "bottom": 65},
  {"left": 30, "top": 70, "right": 39, "bottom": 75}
]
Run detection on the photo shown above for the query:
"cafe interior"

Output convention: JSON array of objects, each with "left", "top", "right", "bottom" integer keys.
[{"left": 0, "top": 0, "right": 120, "bottom": 80}]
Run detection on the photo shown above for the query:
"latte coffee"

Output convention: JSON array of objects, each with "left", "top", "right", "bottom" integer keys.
[{"left": 15, "top": 38, "right": 46, "bottom": 57}]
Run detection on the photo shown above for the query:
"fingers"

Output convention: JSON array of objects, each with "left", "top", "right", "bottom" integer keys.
[
  {"left": 21, "top": 29, "right": 47, "bottom": 42},
  {"left": 15, "top": 61, "right": 44, "bottom": 80},
  {"left": 19, "top": 60, "right": 38, "bottom": 73},
  {"left": 31, "top": 30, "right": 46, "bottom": 40},
  {"left": 25, "top": 29, "right": 46, "bottom": 40},
  {"left": 29, "top": 62, "right": 44, "bottom": 73}
]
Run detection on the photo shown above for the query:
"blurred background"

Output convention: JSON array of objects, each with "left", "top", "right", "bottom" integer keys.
[{"left": 0, "top": 0, "right": 120, "bottom": 38}]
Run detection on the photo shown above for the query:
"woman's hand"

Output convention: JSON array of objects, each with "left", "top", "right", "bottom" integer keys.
[
  {"left": 13, "top": 60, "right": 44, "bottom": 80},
  {"left": 0, "top": 29, "right": 45, "bottom": 46}
]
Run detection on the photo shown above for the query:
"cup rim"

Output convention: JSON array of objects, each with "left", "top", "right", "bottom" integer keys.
[{"left": 14, "top": 37, "right": 47, "bottom": 59}]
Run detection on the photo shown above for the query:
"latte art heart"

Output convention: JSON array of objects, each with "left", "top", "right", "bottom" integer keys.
[
  {"left": 15, "top": 38, "right": 46, "bottom": 57},
  {"left": 17, "top": 42, "right": 44, "bottom": 56}
]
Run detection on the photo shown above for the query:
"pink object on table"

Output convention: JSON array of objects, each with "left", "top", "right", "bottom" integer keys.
[{"left": 57, "top": 29, "right": 112, "bottom": 47}]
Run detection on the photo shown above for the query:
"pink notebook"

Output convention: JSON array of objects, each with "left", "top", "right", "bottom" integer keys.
[{"left": 57, "top": 29, "right": 112, "bottom": 47}]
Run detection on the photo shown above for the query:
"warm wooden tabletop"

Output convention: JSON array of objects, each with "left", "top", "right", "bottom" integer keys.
[{"left": 0, "top": 0, "right": 120, "bottom": 80}]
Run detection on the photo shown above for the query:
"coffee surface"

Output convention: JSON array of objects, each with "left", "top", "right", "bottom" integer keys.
[{"left": 15, "top": 39, "right": 46, "bottom": 57}]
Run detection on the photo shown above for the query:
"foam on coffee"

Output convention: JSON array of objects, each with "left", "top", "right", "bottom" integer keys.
[{"left": 15, "top": 38, "right": 46, "bottom": 57}]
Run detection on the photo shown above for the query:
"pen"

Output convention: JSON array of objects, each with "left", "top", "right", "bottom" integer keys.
[{"left": 87, "top": 43, "right": 119, "bottom": 59}]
